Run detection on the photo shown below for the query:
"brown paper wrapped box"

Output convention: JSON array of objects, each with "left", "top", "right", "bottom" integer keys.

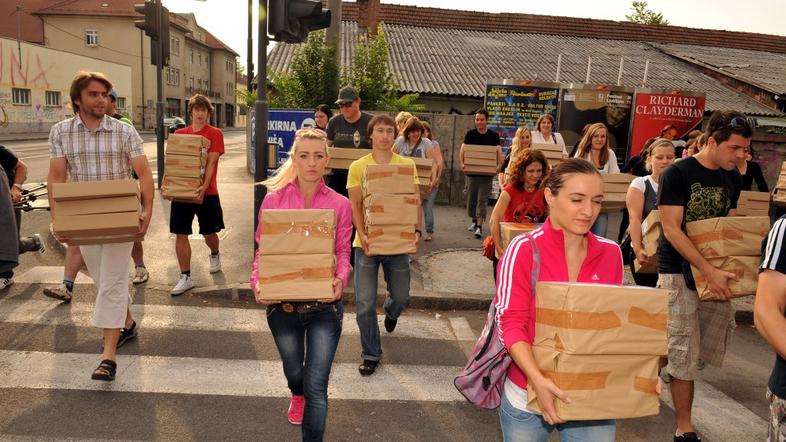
[
  {"left": 500, "top": 222, "right": 540, "bottom": 249},
  {"left": 601, "top": 193, "right": 626, "bottom": 212},
  {"left": 464, "top": 145, "right": 499, "bottom": 176},
  {"left": 54, "top": 212, "right": 140, "bottom": 237},
  {"left": 55, "top": 195, "right": 139, "bottom": 216},
  {"left": 166, "top": 133, "right": 210, "bottom": 156},
  {"left": 773, "top": 163, "right": 786, "bottom": 207},
  {"left": 737, "top": 191, "right": 770, "bottom": 217},
  {"left": 364, "top": 194, "right": 420, "bottom": 226},
  {"left": 534, "top": 282, "right": 668, "bottom": 356},
  {"left": 259, "top": 209, "right": 335, "bottom": 255},
  {"left": 162, "top": 176, "right": 203, "bottom": 203},
  {"left": 257, "top": 254, "right": 335, "bottom": 301},
  {"left": 412, "top": 157, "right": 434, "bottom": 199},
  {"left": 165, "top": 153, "right": 206, "bottom": 178},
  {"left": 327, "top": 147, "right": 369, "bottom": 170},
  {"left": 527, "top": 347, "right": 661, "bottom": 420},
  {"left": 51, "top": 179, "right": 138, "bottom": 201},
  {"left": 686, "top": 216, "right": 769, "bottom": 258},
  {"left": 691, "top": 255, "right": 760, "bottom": 300},
  {"left": 634, "top": 210, "right": 660, "bottom": 273},
  {"left": 363, "top": 164, "right": 417, "bottom": 195},
  {"left": 367, "top": 224, "right": 417, "bottom": 255},
  {"left": 532, "top": 143, "right": 564, "bottom": 155}
]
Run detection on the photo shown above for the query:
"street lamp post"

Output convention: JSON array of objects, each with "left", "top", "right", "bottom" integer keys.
[{"left": 252, "top": 0, "right": 269, "bottom": 248}]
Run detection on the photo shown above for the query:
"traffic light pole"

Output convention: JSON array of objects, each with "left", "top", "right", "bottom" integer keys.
[
  {"left": 155, "top": 0, "right": 165, "bottom": 189},
  {"left": 253, "top": 0, "right": 269, "bottom": 248}
]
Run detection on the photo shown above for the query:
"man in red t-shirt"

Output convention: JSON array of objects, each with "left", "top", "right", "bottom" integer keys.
[{"left": 169, "top": 94, "right": 225, "bottom": 295}]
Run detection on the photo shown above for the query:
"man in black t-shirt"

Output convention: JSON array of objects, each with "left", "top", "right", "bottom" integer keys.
[
  {"left": 755, "top": 216, "right": 786, "bottom": 442},
  {"left": 459, "top": 109, "right": 501, "bottom": 239},
  {"left": 325, "top": 86, "right": 373, "bottom": 198},
  {"left": 657, "top": 111, "right": 751, "bottom": 442}
]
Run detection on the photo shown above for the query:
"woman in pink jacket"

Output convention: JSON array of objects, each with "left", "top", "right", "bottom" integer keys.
[
  {"left": 495, "top": 158, "right": 624, "bottom": 441},
  {"left": 250, "top": 128, "right": 352, "bottom": 441}
]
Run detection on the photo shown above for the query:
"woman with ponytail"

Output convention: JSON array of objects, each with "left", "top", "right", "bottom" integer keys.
[{"left": 250, "top": 128, "right": 352, "bottom": 441}]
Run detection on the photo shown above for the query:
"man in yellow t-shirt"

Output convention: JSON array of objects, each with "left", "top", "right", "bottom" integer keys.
[{"left": 346, "top": 114, "right": 420, "bottom": 377}]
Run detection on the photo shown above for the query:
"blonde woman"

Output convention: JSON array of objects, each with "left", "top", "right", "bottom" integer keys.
[
  {"left": 250, "top": 128, "right": 352, "bottom": 439},
  {"left": 499, "top": 126, "right": 533, "bottom": 189},
  {"left": 574, "top": 122, "right": 620, "bottom": 238}
]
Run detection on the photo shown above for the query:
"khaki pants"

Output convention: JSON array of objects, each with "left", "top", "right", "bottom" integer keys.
[{"left": 81, "top": 242, "right": 133, "bottom": 329}]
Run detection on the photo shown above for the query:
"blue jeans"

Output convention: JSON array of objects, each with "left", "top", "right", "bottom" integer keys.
[
  {"left": 267, "top": 303, "right": 343, "bottom": 442},
  {"left": 590, "top": 212, "right": 609, "bottom": 239},
  {"left": 353, "top": 248, "right": 411, "bottom": 361},
  {"left": 499, "top": 389, "right": 616, "bottom": 442},
  {"left": 422, "top": 186, "right": 438, "bottom": 233}
]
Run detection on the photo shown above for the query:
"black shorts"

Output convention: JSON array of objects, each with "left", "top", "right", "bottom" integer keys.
[{"left": 169, "top": 194, "right": 225, "bottom": 235}]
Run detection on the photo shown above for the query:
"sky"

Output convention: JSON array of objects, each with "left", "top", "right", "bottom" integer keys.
[{"left": 161, "top": 0, "right": 786, "bottom": 68}]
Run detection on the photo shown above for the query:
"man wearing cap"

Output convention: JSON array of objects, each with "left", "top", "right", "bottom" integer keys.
[{"left": 325, "top": 86, "right": 373, "bottom": 197}]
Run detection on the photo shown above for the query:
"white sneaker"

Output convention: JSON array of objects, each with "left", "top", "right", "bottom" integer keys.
[
  {"left": 474, "top": 226, "right": 482, "bottom": 239},
  {"left": 467, "top": 221, "right": 477, "bottom": 231},
  {"left": 33, "top": 234, "right": 46, "bottom": 254},
  {"left": 209, "top": 253, "right": 221, "bottom": 273},
  {"left": 43, "top": 283, "right": 73, "bottom": 302},
  {"left": 171, "top": 274, "right": 194, "bottom": 296},
  {"left": 0, "top": 278, "right": 13, "bottom": 290}
]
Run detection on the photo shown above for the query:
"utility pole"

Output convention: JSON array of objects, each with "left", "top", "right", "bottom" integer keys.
[
  {"left": 155, "top": 0, "right": 165, "bottom": 189},
  {"left": 247, "top": 0, "right": 254, "bottom": 92},
  {"left": 326, "top": 0, "right": 341, "bottom": 77},
  {"left": 253, "top": 0, "right": 269, "bottom": 244},
  {"left": 15, "top": 5, "right": 22, "bottom": 64}
]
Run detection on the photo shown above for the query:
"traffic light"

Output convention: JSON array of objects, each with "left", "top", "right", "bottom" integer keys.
[
  {"left": 268, "top": 0, "right": 331, "bottom": 44},
  {"left": 134, "top": 1, "right": 170, "bottom": 66},
  {"left": 134, "top": 2, "right": 160, "bottom": 39}
]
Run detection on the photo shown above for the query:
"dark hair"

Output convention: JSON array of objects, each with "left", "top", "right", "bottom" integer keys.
[
  {"left": 576, "top": 122, "right": 610, "bottom": 167},
  {"left": 69, "top": 71, "right": 112, "bottom": 114},
  {"left": 422, "top": 120, "right": 433, "bottom": 138},
  {"left": 544, "top": 158, "right": 601, "bottom": 196},
  {"left": 314, "top": 104, "right": 332, "bottom": 119},
  {"left": 475, "top": 109, "right": 489, "bottom": 119},
  {"left": 509, "top": 150, "right": 549, "bottom": 192},
  {"left": 639, "top": 137, "right": 659, "bottom": 164},
  {"left": 705, "top": 110, "right": 753, "bottom": 145},
  {"left": 535, "top": 114, "right": 556, "bottom": 132},
  {"left": 188, "top": 94, "right": 214, "bottom": 116},
  {"left": 402, "top": 117, "right": 425, "bottom": 141},
  {"left": 367, "top": 114, "right": 396, "bottom": 135}
]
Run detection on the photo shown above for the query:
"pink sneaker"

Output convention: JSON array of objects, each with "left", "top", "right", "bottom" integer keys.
[{"left": 287, "top": 394, "right": 305, "bottom": 425}]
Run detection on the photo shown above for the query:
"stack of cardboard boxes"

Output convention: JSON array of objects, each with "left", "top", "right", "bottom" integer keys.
[
  {"left": 256, "top": 209, "right": 336, "bottom": 301},
  {"left": 773, "top": 162, "right": 786, "bottom": 207},
  {"left": 601, "top": 174, "right": 634, "bottom": 213},
  {"left": 363, "top": 164, "right": 419, "bottom": 255},
  {"left": 636, "top": 210, "right": 661, "bottom": 273},
  {"left": 531, "top": 143, "right": 564, "bottom": 168},
  {"left": 463, "top": 145, "right": 498, "bottom": 175},
  {"left": 52, "top": 180, "right": 141, "bottom": 245},
  {"left": 527, "top": 282, "right": 668, "bottom": 420},
  {"left": 687, "top": 216, "right": 770, "bottom": 299},
  {"left": 499, "top": 222, "right": 540, "bottom": 249},
  {"left": 411, "top": 157, "right": 434, "bottom": 200},
  {"left": 737, "top": 191, "right": 770, "bottom": 217},
  {"left": 162, "top": 134, "right": 210, "bottom": 203},
  {"left": 327, "top": 147, "right": 369, "bottom": 170}
]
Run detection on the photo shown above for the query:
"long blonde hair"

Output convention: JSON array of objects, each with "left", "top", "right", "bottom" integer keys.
[
  {"left": 576, "top": 122, "right": 610, "bottom": 167},
  {"left": 510, "top": 126, "right": 532, "bottom": 158},
  {"left": 262, "top": 128, "right": 328, "bottom": 191}
]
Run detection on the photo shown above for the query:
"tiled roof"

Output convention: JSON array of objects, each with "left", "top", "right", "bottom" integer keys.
[
  {"left": 203, "top": 29, "right": 239, "bottom": 56},
  {"left": 653, "top": 43, "right": 786, "bottom": 95},
  {"left": 268, "top": 22, "right": 780, "bottom": 116},
  {"left": 338, "top": 2, "right": 786, "bottom": 55}
]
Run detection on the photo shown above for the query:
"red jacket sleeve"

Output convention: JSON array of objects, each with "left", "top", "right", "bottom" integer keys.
[{"left": 495, "top": 235, "right": 536, "bottom": 351}]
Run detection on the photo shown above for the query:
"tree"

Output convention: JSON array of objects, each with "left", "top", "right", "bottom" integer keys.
[
  {"left": 267, "top": 30, "right": 339, "bottom": 108},
  {"left": 625, "top": 1, "right": 668, "bottom": 25}
]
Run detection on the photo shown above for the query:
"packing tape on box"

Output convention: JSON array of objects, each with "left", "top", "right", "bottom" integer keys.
[
  {"left": 536, "top": 308, "right": 622, "bottom": 330},
  {"left": 259, "top": 266, "right": 334, "bottom": 283},
  {"left": 543, "top": 370, "right": 610, "bottom": 390},
  {"left": 627, "top": 307, "right": 667, "bottom": 332},
  {"left": 366, "top": 167, "right": 412, "bottom": 181},
  {"left": 633, "top": 376, "right": 659, "bottom": 395},
  {"left": 261, "top": 221, "right": 334, "bottom": 238},
  {"left": 366, "top": 197, "right": 420, "bottom": 213},
  {"left": 367, "top": 229, "right": 417, "bottom": 240},
  {"left": 690, "top": 229, "right": 744, "bottom": 244}
]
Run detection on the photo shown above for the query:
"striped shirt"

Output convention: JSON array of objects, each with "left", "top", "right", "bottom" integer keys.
[
  {"left": 761, "top": 216, "right": 786, "bottom": 272},
  {"left": 49, "top": 115, "right": 144, "bottom": 182}
]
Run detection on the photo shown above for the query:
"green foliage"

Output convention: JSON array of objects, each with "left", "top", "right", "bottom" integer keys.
[
  {"left": 267, "top": 31, "right": 339, "bottom": 108},
  {"left": 236, "top": 88, "right": 257, "bottom": 109},
  {"left": 625, "top": 1, "right": 669, "bottom": 25}
]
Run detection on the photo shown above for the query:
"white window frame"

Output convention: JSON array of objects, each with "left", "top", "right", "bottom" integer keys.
[
  {"left": 45, "top": 90, "right": 61, "bottom": 107},
  {"left": 85, "top": 29, "right": 98, "bottom": 46},
  {"left": 117, "top": 97, "right": 127, "bottom": 110},
  {"left": 12, "top": 88, "right": 30, "bottom": 105}
]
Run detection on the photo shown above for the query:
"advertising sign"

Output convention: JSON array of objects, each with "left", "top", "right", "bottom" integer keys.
[
  {"left": 485, "top": 80, "right": 561, "bottom": 151},
  {"left": 558, "top": 84, "right": 634, "bottom": 163},
  {"left": 246, "top": 109, "right": 316, "bottom": 175},
  {"left": 628, "top": 89, "right": 705, "bottom": 159}
]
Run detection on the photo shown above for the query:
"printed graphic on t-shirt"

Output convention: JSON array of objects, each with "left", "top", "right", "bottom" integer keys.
[
  {"left": 685, "top": 182, "right": 731, "bottom": 223},
  {"left": 352, "top": 130, "right": 361, "bottom": 147}
]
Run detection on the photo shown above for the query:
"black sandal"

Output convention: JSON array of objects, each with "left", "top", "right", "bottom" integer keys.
[
  {"left": 358, "top": 359, "right": 379, "bottom": 376},
  {"left": 91, "top": 359, "right": 117, "bottom": 381}
]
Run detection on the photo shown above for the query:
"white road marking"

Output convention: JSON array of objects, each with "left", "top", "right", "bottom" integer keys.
[
  {"left": 448, "top": 317, "right": 476, "bottom": 341},
  {"left": 660, "top": 380, "right": 767, "bottom": 441},
  {"left": 0, "top": 350, "right": 465, "bottom": 402},
  {"left": 0, "top": 298, "right": 458, "bottom": 341},
  {"left": 13, "top": 266, "right": 93, "bottom": 284}
]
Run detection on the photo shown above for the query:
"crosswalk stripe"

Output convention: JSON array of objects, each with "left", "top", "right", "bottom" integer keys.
[
  {"left": 0, "top": 298, "right": 459, "bottom": 341},
  {"left": 0, "top": 350, "right": 465, "bottom": 402},
  {"left": 660, "top": 380, "right": 767, "bottom": 441}
]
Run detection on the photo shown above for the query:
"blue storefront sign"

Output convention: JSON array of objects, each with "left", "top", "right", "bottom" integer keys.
[{"left": 246, "top": 109, "right": 317, "bottom": 175}]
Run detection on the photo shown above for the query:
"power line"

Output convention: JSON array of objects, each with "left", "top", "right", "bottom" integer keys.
[{"left": 43, "top": 20, "right": 153, "bottom": 60}]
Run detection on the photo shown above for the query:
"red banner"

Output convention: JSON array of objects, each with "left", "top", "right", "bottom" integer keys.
[{"left": 628, "top": 90, "right": 705, "bottom": 159}]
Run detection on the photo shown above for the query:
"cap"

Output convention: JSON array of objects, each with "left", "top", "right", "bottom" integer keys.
[
  {"left": 108, "top": 90, "right": 118, "bottom": 101},
  {"left": 335, "top": 86, "right": 359, "bottom": 104}
]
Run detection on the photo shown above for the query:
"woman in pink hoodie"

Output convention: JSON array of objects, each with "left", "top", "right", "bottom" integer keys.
[
  {"left": 250, "top": 128, "right": 352, "bottom": 441},
  {"left": 495, "top": 158, "right": 624, "bottom": 441}
]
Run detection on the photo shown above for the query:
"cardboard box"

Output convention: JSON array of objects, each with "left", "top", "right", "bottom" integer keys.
[
  {"left": 165, "top": 153, "right": 206, "bottom": 178},
  {"left": 603, "top": 173, "right": 635, "bottom": 184},
  {"left": 166, "top": 134, "right": 210, "bottom": 156},
  {"left": 464, "top": 164, "right": 499, "bottom": 175},
  {"left": 327, "top": 147, "right": 369, "bottom": 170},
  {"left": 686, "top": 216, "right": 769, "bottom": 258},
  {"left": 464, "top": 145, "right": 498, "bottom": 159},
  {"left": 500, "top": 222, "right": 540, "bottom": 249},
  {"left": 51, "top": 180, "right": 138, "bottom": 202},
  {"left": 603, "top": 182, "right": 632, "bottom": 193},
  {"left": 527, "top": 347, "right": 661, "bottom": 420},
  {"left": 532, "top": 143, "right": 564, "bottom": 155},
  {"left": 367, "top": 224, "right": 417, "bottom": 255},
  {"left": 55, "top": 195, "right": 139, "bottom": 216},
  {"left": 257, "top": 254, "right": 335, "bottom": 301},
  {"left": 464, "top": 145, "right": 499, "bottom": 176},
  {"left": 692, "top": 255, "right": 760, "bottom": 300},
  {"left": 70, "top": 233, "right": 142, "bottom": 246},
  {"left": 363, "top": 164, "right": 417, "bottom": 195},
  {"left": 161, "top": 176, "right": 203, "bottom": 203},
  {"left": 634, "top": 210, "right": 660, "bottom": 273},
  {"left": 600, "top": 174, "right": 633, "bottom": 212},
  {"left": 54, "top": 212, "right": 140, "bottom": 237},
  {"left": 737, "top": 191, "right": 770, "bottom": 216},
  {"left": 601, "top": 193, "right": 627, "bottom": 212},
  {"left": 534, "top": 282, "right": 668, "bottom": 356},
  {"left": 364, "top": 194, "right": 420, "bottom": 226},
  {"left": 259, "top": 209, "right": 335, "bottom": 255}
]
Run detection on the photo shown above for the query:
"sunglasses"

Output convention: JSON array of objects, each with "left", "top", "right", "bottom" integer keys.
[
  {"left": 338, "top": 102, "right": 354, "bottom": 108},
  {"left": 723, "top": 116, "right": 752, "bottom": 132}
]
